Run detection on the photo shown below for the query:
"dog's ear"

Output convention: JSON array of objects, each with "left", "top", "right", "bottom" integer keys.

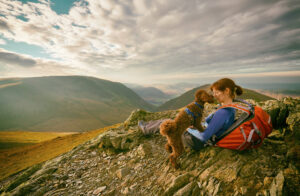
[{"left": 195, "top": 90, "right": 214, "bottom": 103}]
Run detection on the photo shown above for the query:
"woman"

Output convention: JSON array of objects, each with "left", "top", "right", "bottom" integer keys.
[
  {"left": 138, "top": 78, "right": 243, "bottom": 150},
  {"left": 185, "top": 78, "right": 243, "bottom": 150}
]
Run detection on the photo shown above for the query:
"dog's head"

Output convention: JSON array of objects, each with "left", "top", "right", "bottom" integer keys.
[{"left": 195, "top": 89, "right": 214, "bottom": 103}]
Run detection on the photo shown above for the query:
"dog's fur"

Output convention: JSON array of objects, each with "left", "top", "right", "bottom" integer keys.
[{"left": 160, "top": 89, "right": 214, "bottom": 169}]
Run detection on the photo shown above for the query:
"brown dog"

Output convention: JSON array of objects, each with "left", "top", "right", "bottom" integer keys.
[{"left": 160, "top": 89, "right": 214, "bottom": 169}]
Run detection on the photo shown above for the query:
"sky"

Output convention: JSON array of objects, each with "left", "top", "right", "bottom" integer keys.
[{"left": 0, "top": 0, "right": 299, "bottom": 86}]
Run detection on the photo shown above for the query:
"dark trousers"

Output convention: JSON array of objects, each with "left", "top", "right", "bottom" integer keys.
[{"left": 140, "top": 119, "right": 205, "bottom": 151}]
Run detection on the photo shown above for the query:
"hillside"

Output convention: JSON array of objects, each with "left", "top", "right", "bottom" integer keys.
[
  {"left": 156, "top": 85, "right": 275, "bottom": 111},
  {"left": 0, "top": 98, "right": 298, "bottom": 195},
  {"left": 0, "top": 76, "right": 155, "bottom": 132},
  {"left": 0, "top": 124, "right": 120, "bottom": 181},
  {"left": 0, "top": 131, "right": 74, "bottom": 150}
]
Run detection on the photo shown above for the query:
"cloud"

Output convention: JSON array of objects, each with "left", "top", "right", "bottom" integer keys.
[
  {"left": 0, "top": 38, "right": 6, "bottom": 45},
  {"left": 0, "top": 18, "right": 10, "bottom": 30},
  {"left": 0, "top": 0, "right": 299, "bottom": 84},
  {"left": 0, "top": 48, "right": 82, "bottom": 78},
  {"left": 0, "top": 49, "right": 37, "bottom": 67}
]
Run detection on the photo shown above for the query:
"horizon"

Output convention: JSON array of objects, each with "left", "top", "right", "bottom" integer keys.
[
  {"left": 0, "top": 0, "right": 299, "bottom": 85},
  {"left": 1, "top": 75, "right": 299, "bottom": 98}
]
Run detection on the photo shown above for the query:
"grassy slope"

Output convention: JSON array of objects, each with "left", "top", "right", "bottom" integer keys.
[
  {"left": 0, "top": 76, "right": 155, "bottom": 132},
  {"left": 0, "top": 131, "right": 74, "bottom": 150},
  {"left": 0, "top": 124, "right": 120, "bottom": 181},
  {"left": 156, "top": 85, "right": 275, "bottom": 111}
]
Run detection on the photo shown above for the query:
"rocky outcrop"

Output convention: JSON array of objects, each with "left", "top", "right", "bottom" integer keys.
[{"left": 0, "top": 98, "right": 299, "bottom": 196}]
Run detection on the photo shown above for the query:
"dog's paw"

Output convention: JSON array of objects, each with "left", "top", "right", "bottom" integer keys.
[
  {"left": 172, "top": 162, "right": 180, "bottom": 169},
  {"left": 170, "top": 156, "right": 180, "bottom": 169},
  {"left": 165, "top": 144, "right": 173, "bottom": 153}
]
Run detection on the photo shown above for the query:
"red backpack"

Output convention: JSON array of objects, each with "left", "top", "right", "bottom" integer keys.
[{"left": 212, "top": 99, "right": 273, "bottom": 150}]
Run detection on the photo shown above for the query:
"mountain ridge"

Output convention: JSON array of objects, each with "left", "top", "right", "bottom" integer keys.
[
  {"left": 156, "top": 85, "right": 275, "bottom": 111},
  {"left": 0, "top": 76, "right": 155, "bottom": 132},
  {"left": 0, "top": 75, "right": 278, "bottom": 133}
]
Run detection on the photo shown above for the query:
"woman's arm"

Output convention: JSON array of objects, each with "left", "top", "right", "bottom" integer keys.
[
  {"left": 205, "top": 113, "right": 214, "bottom": 124},
  {"left": 188, "top": 109, "right": 230, "bottom": 142}
]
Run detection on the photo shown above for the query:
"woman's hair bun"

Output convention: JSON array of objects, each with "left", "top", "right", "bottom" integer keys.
[{"left": 235, "top": 85, "right": 243, "bottom": 96}]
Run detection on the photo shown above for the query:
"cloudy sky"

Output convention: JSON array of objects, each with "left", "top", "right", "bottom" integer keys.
[{"left": 0, "top": 0, "right": 299, "bottom": 85}]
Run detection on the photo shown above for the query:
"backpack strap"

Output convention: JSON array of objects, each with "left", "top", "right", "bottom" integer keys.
[
  {"left": 211, "top": 99, "right": 255, "bottom": 144},
  {"left": 216, "top": 99, "right": 254, "bottom": 115}
]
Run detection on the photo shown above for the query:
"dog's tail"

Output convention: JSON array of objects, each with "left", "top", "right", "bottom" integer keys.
[{"left": 160, "top": 119, "right": 176, "bottom": 136}]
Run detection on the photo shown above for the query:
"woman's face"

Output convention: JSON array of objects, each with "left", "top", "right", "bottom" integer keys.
[{"left": 212, "top": 87, "right": 230, "bottom": 103}]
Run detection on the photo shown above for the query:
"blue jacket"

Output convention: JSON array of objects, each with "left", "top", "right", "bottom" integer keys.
[{"left": 187, "top": 108, "right": 235, "bottom": 142}]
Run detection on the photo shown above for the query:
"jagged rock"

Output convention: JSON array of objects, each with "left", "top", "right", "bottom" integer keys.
[
  {"left": 261, "top": 100, "right": 289, "bottom": 130},
  {"left": 104, "top": 189, "right": 115, "bottom": 196},
  {"left": 123, "top": 109, "right": 177, "bottom": 130},
  {"left": 233, "top": 190, "right": 241, "bottom": 196},
  {"left": 267, "top": 130, "right": 284, "bottom": 140},
  {"left": 286, "top": 146, "right": 300, "bottom": 162},
  {"left": 173, "top": 181, "right": 197, "bottom": 196},
  {"left": 286, "top": 112, "right": 300, "bottom": 132},
  {"left": 136, "top": 143, "right": 152, "bottom": 157},
  {"left": 121, "top": 187, "right": 130, "bottom": 194},
  {"left": 116, "top": 168, "right": 131, "bottom": 179},
  {"left": 213, "top": 181, "right": 221, "bottom": 196},
  {"left": 98, "top": 130, "right": 141, "bottom": 153},
  {"left": 264, "top": 177, "right": 273, "bottom": 188},
  {"left": 1, "top": 98, "right": 299, "bottom": 196},
  {"left": 240, "top": 186, "right": 248, "bottom": 195},
  {"left": 92, "top": 186, "right": 106, "bottom": 195},
  {"left": 197, "top": 177, "right": 221, "bottom": 196},
  {"left": 123, "top": 109, "right": 150, "bottom": 129},
  {"left": 269, "top": 171, "right": 285, "bottom": 196},
  {"left": 163, "top": 173, "right": 192, "bottom": 196},
  {"left": 206, "top": 177, "right": 217, "bottom": 195},
  {"left": 213, "top": 163, "right": 239, "bottom": 182},
  {"left": 191, "top": 183, "right": 201, "bottom": 196}
]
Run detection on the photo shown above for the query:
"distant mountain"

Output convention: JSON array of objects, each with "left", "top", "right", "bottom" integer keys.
[
  {"left": 241, "top": 82, "right": 300, "bottom": 91},
  {"left": 0, "top": 76, "right": 155, "bottom": 132},
  {"left": 241, "top": 82, "right": 300, "bottom": 98},
  {"left": 125, "top": 85, "right": 174, "bottom": 106},
  {"left": 156, "top": 84, "right": 275, "bottom": 111},
  {"left": 150, "top": 82, "right": 200, "bottom": 97},
  {"left": 254, "top": 89, "right": 300, "bottom": 99},
  {"left": 156, "top": 84, "right": 210, "bottom": 111},
  {"left": 237, "top": 88, "right": 276, "bottom": 102}
]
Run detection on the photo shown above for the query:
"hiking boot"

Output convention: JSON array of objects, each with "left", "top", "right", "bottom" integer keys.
[{"left": 138, "top": 120, "right": 146, "bottom": 132}]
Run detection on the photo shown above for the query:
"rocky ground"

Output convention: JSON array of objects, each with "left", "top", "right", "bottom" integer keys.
[{"left": 0, "top": 98, "right": 299, "bottom": 196}]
